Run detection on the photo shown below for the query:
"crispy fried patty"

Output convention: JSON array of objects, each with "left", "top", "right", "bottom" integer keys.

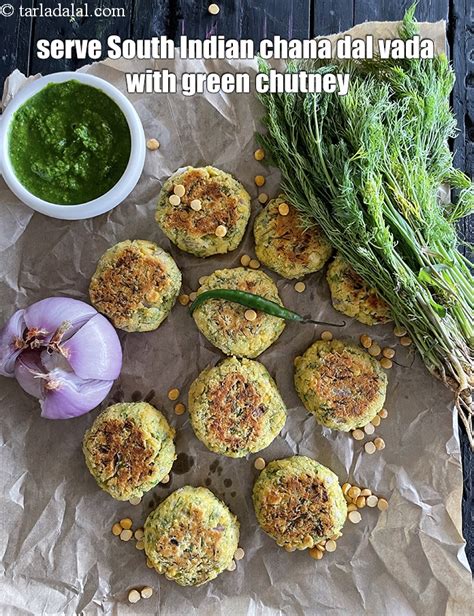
[
  {"left": 253, "top": 456, "right": 347, "bottom": 550},
  {"left": 192, "top": 267, "right": 286, "bottom": 358},
  {"left": 155, "top": 166, "right": 250, "bottom": 257},
  {"left": 326, "top": 254, "right": 392, "bottom": 325},
  {"left": 189, "top": 357, "right": 286, "bottom": 457},
  {"left": 294, "top": 339, "right": 387, "bottom": 431},
  {"left": 82, "top": 402, "right": 176, "bottom": 500},
  {"left": 144, "top": 486, "right": 239, "bottom": 586},
  {"left": 254, "top": 195, "right": 332, "bottom": 279},
  {"left": 89, "top": 239, "right": 181, "bottom": 332}
]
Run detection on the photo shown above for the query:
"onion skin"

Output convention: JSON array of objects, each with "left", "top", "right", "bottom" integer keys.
[
  {"left": 23, "top": 298, "right": 96, "bottom": 343},
  {"left": 14, "top": 350, "right": 44, "bottom": 398},
  {"left": 0, "top": 297, "right": 123, "bottom": 419},
  {"left": 62, "top": 314, "right": 122, "bottom": 381},
  {"left": 38, "top": 373, "right": 114, "bottom": 420},
  {"left": 0, "top": 309, "right": 26, "bottom": 377}
]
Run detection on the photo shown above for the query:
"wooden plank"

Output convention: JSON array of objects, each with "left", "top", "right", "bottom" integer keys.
[
  {"left": 28, "top": 0, "right": 133, "bottom": 75},
  {"left": 354, "top": 0, "right": 448, "bottom": 23},
  {"left": 174, "top": 0, "right": 311, "bottom": 41},
  {"left": 0, "top": 0, "right": 34, "bottom": 87},
  {"left": 131, "top": 0, "right": 176, "bottom": 39},
  {"left": 461, "top": 421, "right": 473, "bottom": 571},
  {"left": 450, "top": 0, "right": 474, "bottom": 245},
  {"left": 313, "top": 0, "right": 354, "bottom": 36},
  {"left": 451, "top": 0, "right": 474, "bottom": 574}
]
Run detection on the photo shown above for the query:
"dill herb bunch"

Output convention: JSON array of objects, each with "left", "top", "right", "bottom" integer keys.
[{"left": 257, "top": 7, "right": 474, "bottom": 443}]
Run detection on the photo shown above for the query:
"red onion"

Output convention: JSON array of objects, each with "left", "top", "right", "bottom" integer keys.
[{"left": 0, "top": 297, "right": 122, "bottom": 419}]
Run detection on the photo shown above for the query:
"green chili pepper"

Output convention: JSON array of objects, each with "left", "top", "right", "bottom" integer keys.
[{"left": 189, "top": 289, "right": 345, "bottom": 327}]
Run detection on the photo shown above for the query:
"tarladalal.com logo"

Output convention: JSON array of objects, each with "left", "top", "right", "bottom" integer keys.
[
  {"left": 0, "top": 3, "right": 15, "bottom": 16},
  {"left": 1, "top": 3, "right": 127, "bottom": 17}
]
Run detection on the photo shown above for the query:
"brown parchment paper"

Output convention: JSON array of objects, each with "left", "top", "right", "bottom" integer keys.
[{"left": 0, "top": 20, "right": 471, "bottom": 616}]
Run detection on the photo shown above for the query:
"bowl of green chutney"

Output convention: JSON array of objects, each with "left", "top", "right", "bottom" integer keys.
[{"left": 0, "top": 72, "right": 145, "bottom": 220}]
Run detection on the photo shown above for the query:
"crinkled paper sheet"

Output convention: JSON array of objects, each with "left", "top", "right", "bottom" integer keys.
[{"left": 0, "top": 20, "right": 470, "bottom": 616}]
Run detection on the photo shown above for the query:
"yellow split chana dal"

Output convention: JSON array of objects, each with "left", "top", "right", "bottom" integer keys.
[
  {"left": 168, "top": 388, "right": 180, "bottom": 401},
  {"left": 208, "top": 3, "right": 220, "bottom": 15},
  {"left": 146, "top": 138, "right": 160, "bottom": 150}
]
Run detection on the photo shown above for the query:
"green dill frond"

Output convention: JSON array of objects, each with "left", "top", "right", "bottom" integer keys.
[
  {"left": 400, "top": 2, "right": 419, "bottom": 40},
  {"left": 257, "top": 6, "right": 474, "bottom": 441}
]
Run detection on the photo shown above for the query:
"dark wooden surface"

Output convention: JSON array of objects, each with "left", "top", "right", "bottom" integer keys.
[{"left": 0, "top": 0, "right": 472, "bottom": 570}]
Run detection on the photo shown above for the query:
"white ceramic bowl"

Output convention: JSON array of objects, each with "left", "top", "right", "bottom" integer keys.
[{"left": 0, "top": 71, "right": 145, "bottom": 220}]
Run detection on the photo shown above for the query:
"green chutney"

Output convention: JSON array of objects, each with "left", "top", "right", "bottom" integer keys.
[{"left": 8, "top": 80, "right": 132, "bottom": 205}]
